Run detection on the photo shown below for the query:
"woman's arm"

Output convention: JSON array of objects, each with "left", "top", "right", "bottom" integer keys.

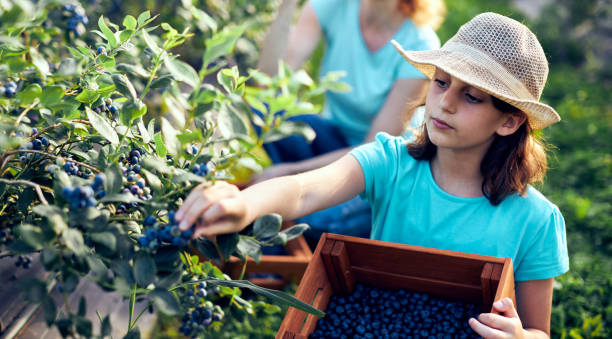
[
  {"left": 469, "top": 278, "right": 554, "bottom": 338},
  {"left": 176, "top": 154, "right": 365, "bottom": 237},
  {"left": 251, "top": 78, "right": 429, "bottom": 183},
  {"left": 257, "top": 0, "right": 322, "bottom": 76}
]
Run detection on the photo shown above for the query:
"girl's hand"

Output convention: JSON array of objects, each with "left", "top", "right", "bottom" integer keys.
[
  {"left": 175, "top": 181, "right": 250, "bottom": 238},
  {"left": 469, "top": 298, "right": 527, "bottom": 338}
]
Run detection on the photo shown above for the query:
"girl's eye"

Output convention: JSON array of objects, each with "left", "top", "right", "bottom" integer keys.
[
  {"left": 466, "top": 93, "right": 483, "bottom": 103},
  {"left": 434, "top": 78, "right": 448, "bottom": 88}
]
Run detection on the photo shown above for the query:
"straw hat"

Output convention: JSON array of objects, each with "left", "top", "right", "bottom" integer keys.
[{"left": 391, "top": 12, "right": 560, "bottom": 130}]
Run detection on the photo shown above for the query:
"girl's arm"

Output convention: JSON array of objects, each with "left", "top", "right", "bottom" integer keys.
[
  {"left": 176, "top": 154, "right": 365, "bottom": 237},
  {"left": 469, "top": 278, "right": 553, "bottom": 338},
  {"left": 257, "top": 0, "right": 322, "bottom": 76},
  {"left": 251, "top": 78, "right": 429, "bottom": 183}
]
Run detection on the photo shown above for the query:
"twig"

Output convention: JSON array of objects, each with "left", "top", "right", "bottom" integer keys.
[
  {"left": 0, "top": 178, "right": 48, "bottom": 205},
  {"left": 29, "top": 119, "right": 91, "bottom": 140},
  {"left": 4, "top": 149, "right": 101, "bottom": 173},
  {"left": 14, "top": 98, "right": 40, "bottom": 126}
]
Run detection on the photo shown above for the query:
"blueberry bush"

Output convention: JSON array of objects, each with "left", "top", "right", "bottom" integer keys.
[{"left": 0, "top": 1, "right": 355, "bottom": 337}]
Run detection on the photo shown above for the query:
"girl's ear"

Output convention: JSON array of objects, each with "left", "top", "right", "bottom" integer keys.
[{"left": 497, "top": 113, "right": 527, "bottom": 136}]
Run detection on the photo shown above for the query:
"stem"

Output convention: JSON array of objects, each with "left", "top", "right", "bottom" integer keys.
[
  {"left": 238, "top": 255, "right": 249, "bottom": 281},
  {"left": 14, "top": 98, "right": 40, "bottom": 126},
  {"left": 0, "top": 178, "right": 48, "bottom": 205},
  {"left": 28, "top": 120, "right": 91, "bottom": 141},
  {"left": 128, "top": 283, "right": 136, "bottom": 331},
  {"left": 4, "top": 149, "right": 101, "bottom": 173},
  {"left": 130, "top": 301, "right": 153, "bottom": 329}
]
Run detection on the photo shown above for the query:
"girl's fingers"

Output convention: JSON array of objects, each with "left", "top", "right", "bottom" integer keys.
[
  {"left": 176, "top": 183, "right": 207, "bottom": 224},
  {"left": 194, "top": 218, "right": 243, "bottom": 237},
  {"left": 178, "top": 183, "right": 239, "bottom": 230},
  {"left": 493, "top": 298, "right": 520, "bottom": 319},
  {"left": 201, "top": 198, "right": 246, "bottom": 225},
  {"left": 477, "top": 313, "right": 516, "bottom": 333},
  {"left": 468, "top": 317, "right": 505, "bottom": 338}
]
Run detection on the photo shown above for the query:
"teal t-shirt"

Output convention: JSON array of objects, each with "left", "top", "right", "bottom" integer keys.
[
  {"left": 349, "top": 133, "right": 570, "bottom": 281},
  {"left": 311, "top": 0, "right": 440, "bottom": 146}
]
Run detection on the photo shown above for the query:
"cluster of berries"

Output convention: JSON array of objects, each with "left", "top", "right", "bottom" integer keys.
[
  {"left": 178, "top": 282, "right": 225, "bottom": 337},
  {"left": 116, "top": 148, "right": 151, "bottom": 213},
  {"left": 2, "top": 81, "right": 18, "bottom": 98},
  {"left": 63, "top": 160, "right": 91, "bottom": 179},
  {"left": 310, "top": 283, "right": 480, "bottom": 339},
  {"left": 191, "top": 162, "right": 209, "bottom": 177},
  {"left": 17, "top": 128, "right": 49, "bottom": 163},
  {"left": 92, "top": 97, "right": 118, "bottom": 117},
  {"left": 137, "top": 211, "right": 194, "bottom": 251},
  {"left": 63, "top": 4, "right": 88, "bottom": 37},
  {"left": 61, "top": 173, "right": 106, "bottom": 209},
  {"left": 15, "top": 255, "right": 32, "bottom": 269}
]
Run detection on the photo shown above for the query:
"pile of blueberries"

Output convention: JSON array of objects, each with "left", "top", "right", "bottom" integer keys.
[
  {"left": 14, "top": 255, "right": 32, "bottom": 269},
  {"left": 117, "top": 147, "right": 152, "bottom": 213},
  {"left": 2, "top": 80, "right": 18, "bottom": 98},
  {"left": 178, "top": 282, "right": 225, "bottom": 337},
  {"left": 310, "top": 283, "right": 480, "bottom": 339},
  {"left": 61, "top": 173, "right": 106, "bottom": 209},
  {"left": 63, "top": 3, "right": 88, "bottom": 37},
  {"left": 137, "top": 211, "right": 195, "bottom": 251},
  {"left": 63, "top": 160, "right": 92, "bottom": 179}
]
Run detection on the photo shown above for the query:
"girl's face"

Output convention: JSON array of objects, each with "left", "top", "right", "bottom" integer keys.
[{"left": 424, "top": 69, "right": 523, "bottom": 154}]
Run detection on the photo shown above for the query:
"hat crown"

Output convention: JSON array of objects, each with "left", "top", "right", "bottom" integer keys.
[{"left": 448, "top": 12, "right": 548, "bottom": 100}]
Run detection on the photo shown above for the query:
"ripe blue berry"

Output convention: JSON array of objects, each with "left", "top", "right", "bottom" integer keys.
[
  {"left": 109, "top": 105, "right": 118, "bottom": 114},
  {"left": 144, "top": 215, "right": 156, "bottom": 226},
  {"left": 96, "top": 46, "right": 106, "bottom": 55}
]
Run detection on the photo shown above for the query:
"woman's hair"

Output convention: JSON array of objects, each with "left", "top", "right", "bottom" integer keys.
[
  {"left": 399, "top": 0, "right": 447, "bottom": 30},
  {"left": 406, "top": 97, "right": 548, "bottom": 206}
]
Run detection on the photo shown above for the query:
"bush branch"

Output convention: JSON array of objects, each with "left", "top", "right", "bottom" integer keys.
[
  {"left": 0, "top": 178, "right": 49, "bottom": 205},
  {"left": 4, "top": 149, "right": 101, "bottom": 173}
]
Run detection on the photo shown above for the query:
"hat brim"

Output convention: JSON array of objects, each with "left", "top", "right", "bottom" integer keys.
[{"left": 392, "top": 41, "right": 560, "bottom": 130}]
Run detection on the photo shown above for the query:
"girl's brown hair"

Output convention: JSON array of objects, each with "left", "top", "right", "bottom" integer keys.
[
  {"left": 399, "top": 0, "right": 446, "bottom": 30},
  {"left": 406, "top": 98, "right": 548, "bottom": 206}
]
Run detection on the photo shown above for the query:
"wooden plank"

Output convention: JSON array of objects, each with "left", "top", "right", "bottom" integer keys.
[
  {"left": 321, "top": 239, "right": 341, "bottom": 293},
  {"left": 300, "top": 286, "right": 333, "bottom": 336},
  {"left": 352, "top": 267, "right": 483, "bottom": 304},
  {"left": 331, "top": 241, "right": 355, "bottom": 294},
  {"left": 480, "top": 263, "right": 494, "bottom": 312},
  {"left": 276, "top": 234, "right": 332, "bottom": 338},
  {"left": 492, "top": 258, "right": 516, "bottom": 314}
]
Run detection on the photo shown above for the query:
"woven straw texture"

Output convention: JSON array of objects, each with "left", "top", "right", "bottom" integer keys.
[{"left": 392, "top": 12, "right": 560, "bottom": 130}]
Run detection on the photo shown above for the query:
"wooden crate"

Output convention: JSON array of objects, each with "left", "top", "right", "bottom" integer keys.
[{"left": 277, "top": 233, "right": 516, "bottom": 338}]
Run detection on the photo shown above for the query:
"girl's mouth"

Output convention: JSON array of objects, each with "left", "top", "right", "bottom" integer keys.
[{"left": 432, "top": 117, "right": 454, "bottom": 130}]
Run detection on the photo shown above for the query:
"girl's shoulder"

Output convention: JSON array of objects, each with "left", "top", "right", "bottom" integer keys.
[{"left": 503, "top": 185, "right": 563, "bottom": 223}]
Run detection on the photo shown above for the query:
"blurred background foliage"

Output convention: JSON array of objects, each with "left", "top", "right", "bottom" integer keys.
[{"left": 3, "top": 0, "right": 610, "bottom": 337}]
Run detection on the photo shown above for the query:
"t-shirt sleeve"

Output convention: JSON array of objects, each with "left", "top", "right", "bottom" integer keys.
[
  {"left": 515, "top": 206, "right": 570, "bottom": 281},
  {"left": 348, "top": 132, "right": 403, "bottom": 203},
  {"left": 310, "top": 0, "right": 341, "bottom": 38},
  {"left": 396, "top": 27, "right": 441, "bottom": 79}
]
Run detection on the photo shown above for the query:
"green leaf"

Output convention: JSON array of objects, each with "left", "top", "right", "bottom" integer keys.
[
  {"left": 134, "top": 254, "right": 156, "bottom": 287},
  {"left": 29, "top": 47, "right": 50, "bottom": 79},
  {"left": 280, "top": 223, "right": 310, "bottom": 242},
  {"left": 41, "top": 85, "right": 65, "bottom": 107},
  {"left": 262, "top": 121, "right": 316, "bottom": 143},
  {"left": 116, "top": 63, "right": 150, "bottom": 78},
  {"left": 217, "top": 233, "right": 239, "bottom": 260},
  {"left": 105, "top": 163, "right": 124, "bottom": 194},
  {"left": 17, "top": 83, "right": 42, "bottom": 105},
  {"left": 253, "top": 214, "right": 282, "bottom": 240},
  {"left": 137, "top": 119, "right": 150, "bottom": 144},
  {"left": 86, "top": 107, "right": 119, "bottom": 145},
  {"left": 190, "top": 7, "right": 217, "bottom": 32},
  {"left": 42, "top": 297, "right": 56, "bottom": 325},
  {"left": 100, "top": 193, "right": 143, "bottom": 204},
  {"left": 90, "top": 232, "right": 117, "bottom": 253},
  {"left": 98, "top": 16, "right": 118, "bottom": 48},
  {"left": 137, "top": 11, "right": 151, "bottom": 27},
  {"left": 75, "top": 316, "right": 92, "bottom": 338},
  {"left": 207, "top": 279, "right": 325, "bottom": 318},
  {"left": 75, "top": 89, "right": 100, "bottom": 104},
  {"left": 101, "top": 315, "right": 111, "bottom": 337},
  {"left": 141, "top": 30, "right": 161, "bottom": 55},
  {"left": 123, "top": 15, "right": 137, "bottom": 30},
  {"left": 176, "top": 129, "right": 203, "bottom": 145},
  {"left": 78, "top": 297, "right": 87, "bottom": 317},
  {"left": 153, "top": 132, "right": 167, "bottom": 157},
  {"left": 63, "top": 228, "right": 86, "bottom": 255},
  {"left": 16, "top": 224, "right": 46, "bottom": 249},
  {"left": 150, "top": 289, "right": 180, "bottom": 315},
  {"left": 112, "top": 74, "right": 138, "bottom": 100},
  {"left": 237, "top": 237, "right": 262, "bottom": 263},
  {"left": 165, "top": 57, "right": 200, "bottom": 89},
  {"left": 124, "top": 328, "right": 141, "bottom": 339},
  {"left": 161, "top": 117, "right": 180, "bottom": 154},
  {"left": 141, "top": 168, "right": 162, "bottom": 192},
  {"left": 111, "top": 260, "right": 135, "bottom": 286},
  {"left": 203, "top": 25, "right": 246, "bottom": 67},
  {"left": 150, "top": 75, "right": 172, "bottom": 90},
  {"left": 120, "top": 100, "right": 147, "bottom": 126},
  {"left": 192, "top": 238, "right": 219, "bottom": 261}
]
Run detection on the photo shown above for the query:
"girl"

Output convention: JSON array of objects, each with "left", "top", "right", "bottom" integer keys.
[{"left": 176, "top": 12, "right": 569, "bottom": 338}]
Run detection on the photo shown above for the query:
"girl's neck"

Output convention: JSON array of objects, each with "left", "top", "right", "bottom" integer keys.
[
  {"left": 430, "top": 148, "right": 485, "bottom": 198},
  {"left": 361, "top": 0, "right": 405, "bottom": 30}
]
